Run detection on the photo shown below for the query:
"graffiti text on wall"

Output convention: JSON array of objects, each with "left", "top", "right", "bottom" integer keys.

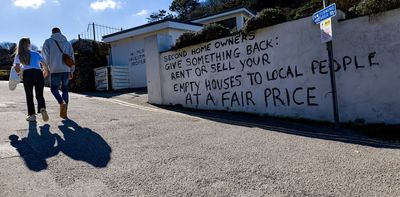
[{"left": 161, "top": 32, "right": 380, "bottom": 112}]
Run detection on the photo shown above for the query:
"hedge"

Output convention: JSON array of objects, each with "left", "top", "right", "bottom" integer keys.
[
  {"left": 355, "top": 0, "right": 400, "bottom": 15},
  {"left": 289, "top": 0, "right": 322, "bottom": 19},
  {"left": 171, "top": 1, "right": 400, "bottom": 50},
  {"left": 243, "top": 8, "right": 287, "bottom": 34},
  {"left": 171, "top": 24, "right": 230, "bottom": 50}
]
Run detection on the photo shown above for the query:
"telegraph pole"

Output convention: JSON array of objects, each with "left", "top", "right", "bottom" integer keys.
[{"left": 323, "top": 0, "right": 340, "bottom": 129}]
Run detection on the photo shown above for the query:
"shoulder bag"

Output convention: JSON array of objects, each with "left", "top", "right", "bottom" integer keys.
[{"left": 54, "top": 40, "right": 75, "bottom": 67}]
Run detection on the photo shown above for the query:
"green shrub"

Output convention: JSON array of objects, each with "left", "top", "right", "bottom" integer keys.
[
  {"left": 172, "top": 24, "right": 230, "bottom": 50},
  {"left": 200, "top": 23, "right": 231, "bottom": 41},
  {"left": 332, "top": 0, "right": 362, "bottom": 12},
  {"left": 243, "top": 8, "right": 287, "bottom": 34},
  {"left": 172, "top": 32, "right": 197, "bottom": 50},
  {"left": 289, "top": 0, "right": 323, "bottom": 19},
  {"left": 355, "top": 0, "right": 400, "bottom": 15}
]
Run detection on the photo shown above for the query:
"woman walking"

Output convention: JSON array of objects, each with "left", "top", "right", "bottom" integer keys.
[{"left": 14, "top": 37, "right": 49, "bottom": 122}]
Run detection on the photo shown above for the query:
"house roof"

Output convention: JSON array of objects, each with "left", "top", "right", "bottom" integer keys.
[
  {"left": 103, "top": 19, "right": 203, "bottom": 43},
  {"left": 190, "top": 6, "right": 256, "bottom": 24}
]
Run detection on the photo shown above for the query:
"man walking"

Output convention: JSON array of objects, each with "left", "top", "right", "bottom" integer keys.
[{"left": 42, "top": 27, "right": 75, "bottom": 119}]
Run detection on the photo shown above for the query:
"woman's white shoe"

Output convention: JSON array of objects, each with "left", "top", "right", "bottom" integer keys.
[{"left": 26, "top": 115, "right": 36, "bottom": 122}]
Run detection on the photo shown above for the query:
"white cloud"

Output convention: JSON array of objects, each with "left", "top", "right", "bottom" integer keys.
[
  {"left": 13, "top": 0, "right": 45, "bottom": 9},
  {"left": 90, "top": 0, "right": 120, "bottom": 11},
  {"left": 136, "top": 9, "right": 148, "bottom": 16}
]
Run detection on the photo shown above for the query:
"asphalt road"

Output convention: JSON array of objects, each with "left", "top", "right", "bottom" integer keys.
[{"left": 0, "top": 81, "right": 399, "bottom": 197}]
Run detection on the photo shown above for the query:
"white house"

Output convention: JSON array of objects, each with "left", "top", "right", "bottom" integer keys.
[
  {"left": 102, "top": 19, "right": 203, "bottom": 89},
  {"left": 191, "top": 6, "right": 255, "bottom": 31},
  {"left": 102, "top": 7, "right": 255, "bottom": 89}
]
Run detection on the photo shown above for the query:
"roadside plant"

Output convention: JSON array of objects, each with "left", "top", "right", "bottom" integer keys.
[{"left": 243, "top": 8, "right": 287, "bottom": 34}]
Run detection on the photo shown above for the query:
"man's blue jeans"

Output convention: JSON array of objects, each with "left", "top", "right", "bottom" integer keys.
[{"left": 50, "top": 72, "right": 69, "bottom": 104}]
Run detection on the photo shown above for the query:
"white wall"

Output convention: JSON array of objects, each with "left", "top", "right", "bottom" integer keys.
[
  {"left": 110, "top": 36, "right": 146, "bottom": 88},
  {"left": 154, "top": 8, "right": 400, "bottom": 124},
  {"left": 109, "top": 29, "right": 195, "bottom": 88}
]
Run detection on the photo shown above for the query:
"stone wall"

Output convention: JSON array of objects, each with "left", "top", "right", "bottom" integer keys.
[{"left": 69, "top": 39, "right": 110, "bottom": 92}]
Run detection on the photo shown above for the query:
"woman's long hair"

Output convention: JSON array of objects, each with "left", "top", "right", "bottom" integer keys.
[{"left": 16, "top": 37, "right": 31, "bottom": 65}]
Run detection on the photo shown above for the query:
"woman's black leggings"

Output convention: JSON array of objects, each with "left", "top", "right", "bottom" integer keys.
[{"left": 23, "top": 69, "right": 46, "bottom": 115}]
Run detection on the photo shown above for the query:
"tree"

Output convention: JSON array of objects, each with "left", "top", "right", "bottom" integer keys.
[
  {"left": 0, "top": 42, "right": 16, "bottom": 51},
  {"left": 0, "top": 42, "right": 39, "bottom": 52},
  {"left": 169, "top": 0, "right": 200, "bottom": 20},
  {"left": 221, "top": 0, "right": 255, "bottom": 9},
  {"left": 0, "top": 42, "right": 16, "bottom": 70},
  {"left": 147, "top": 10, "right": 174, "bottom": 23}
]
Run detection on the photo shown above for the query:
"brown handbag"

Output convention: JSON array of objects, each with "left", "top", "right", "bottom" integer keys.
[{"left": 54, "top": 39, "right": 75, "bottom": 67}]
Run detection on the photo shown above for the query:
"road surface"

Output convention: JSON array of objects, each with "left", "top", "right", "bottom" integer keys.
[{"left": 0, "top": 81, "right": 399, "bottom": 196}]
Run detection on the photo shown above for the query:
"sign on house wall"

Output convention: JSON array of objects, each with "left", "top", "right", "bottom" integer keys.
[
  {"left": 157, "top": 9, "right": 400, "bottom": 124},
  {"left": 129, "top": 48, "right": 146, "bottom": 66},
  {"left": 110, "top": 40, "right": 147, "bottom": 88}
]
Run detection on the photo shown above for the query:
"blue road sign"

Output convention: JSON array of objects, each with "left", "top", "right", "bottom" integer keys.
[{"left": 312, "top": 3, "right": 336, "bottom": 24}]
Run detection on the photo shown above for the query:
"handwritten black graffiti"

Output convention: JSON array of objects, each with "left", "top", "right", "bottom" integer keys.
[
  {"left": 266, "top": 65, "right": 303, "bottom": 81},
  {"left": 206, "top": 93, "right": 216, "bottom": 105},
  {"left": 186, "top": 93, "right": 201, "bottom": 105},
  {"left": 164, "top": 59, "right": 183, "bottom": 70},
  {"left": 204, "top": 75, "right": 242, "bottom": 91},
  {"left": 173, "top": 81, "right": 200, "bottom": 93},
  {"left": 247, "top": 72, "right": 263, "bottom": 85},
  {"left": 221, "top": 91, "right": 255, "bottom": 107},
  {"left": 246, "top": 65, "right": 304, "bottom": 86},
  {"left": 213, "top": 32, "right": 256, "bottom": 49},
  {"left": 186, "top": 48, "right": 240, "bottom": 67},
  {"left": 171, "top": 69, "right": 192, "bottom": 80},
  {"left": 311, "top": 52, "right": 380, "bottom": 75},
  {"left": 246, "top": 39, "right": 275, "bottom": 55},
  {"left": 163, "top": 51, "right": 187, "bottom": 63},
  {"left": 264, "top": 87, "right": 318, "bottom": 107},
  {"left": 210, "top": 62, "right": 235, "bottom": 73},
  {"left": 239, "top": 53, "right": 270, "bottom": 71}
]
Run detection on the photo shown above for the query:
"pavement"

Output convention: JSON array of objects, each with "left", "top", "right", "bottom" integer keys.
[{"left": 0, "top": 80, "right": 400, "bottom": 197}]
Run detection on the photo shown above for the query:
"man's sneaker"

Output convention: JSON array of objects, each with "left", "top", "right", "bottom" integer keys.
[
  {"left": 40, "top": 108, "right": 49, "bottom": 122},
  {"left": 26, "top": 115, "right": 36, "bottom": 122},
  {"left": 60, "top": 103, "right": 68, "bottom": 119}
]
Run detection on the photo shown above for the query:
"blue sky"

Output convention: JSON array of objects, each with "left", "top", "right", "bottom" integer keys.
[{"left": 0, "top": 0, "right": 173, "bottom": 48}]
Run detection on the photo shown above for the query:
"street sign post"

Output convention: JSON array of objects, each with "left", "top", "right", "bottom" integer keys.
[
  {"left": 313, "top": 3, "right": 336, "bottom": 24},
  {"left": 313, "top": 1, "right": 340, "bottom": 129}
]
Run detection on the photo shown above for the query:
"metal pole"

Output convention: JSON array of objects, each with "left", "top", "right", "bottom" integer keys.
[
  {"left": 92, "top": 22, "right": 96, "bottom": 41},
  {"left": 323, "top": 0, "right": 340, "bottom": 129}
]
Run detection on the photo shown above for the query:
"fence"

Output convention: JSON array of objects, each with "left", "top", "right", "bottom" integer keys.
[
  {"left": 79, "top": 23, "right": 123, "bottom": 42},
  {"left": 94, "top": 66, "right": 130, "bottom": 91}
]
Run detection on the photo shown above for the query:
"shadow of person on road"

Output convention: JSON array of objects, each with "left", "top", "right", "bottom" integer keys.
[
  {"left": 55, "top": 119, "right": 112, "bottom": 168},
  {"left": 9, "top": 122, "right": 59, "bottom": 172}
]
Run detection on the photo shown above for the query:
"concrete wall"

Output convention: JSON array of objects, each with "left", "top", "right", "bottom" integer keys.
[{"left": 152, "top": 8, "right": 400, "bottom": 124}]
